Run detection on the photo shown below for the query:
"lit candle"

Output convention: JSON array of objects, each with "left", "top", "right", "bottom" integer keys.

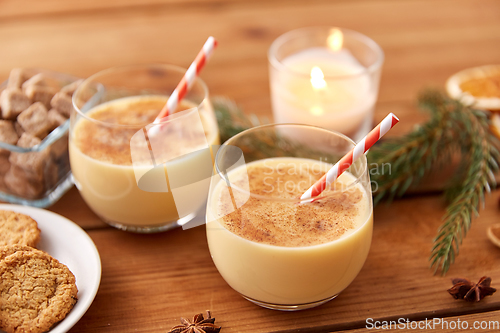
[{"left": 269, "top": 28, "right": 383, "bottom": 141}]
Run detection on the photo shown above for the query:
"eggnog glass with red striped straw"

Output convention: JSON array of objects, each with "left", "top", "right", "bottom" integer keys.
[
  {"left": 206, "top": 123, "right": 373, "bottom": 310},
  {"left": 70, "top": 64, "right": 219, "bottom": 233}
]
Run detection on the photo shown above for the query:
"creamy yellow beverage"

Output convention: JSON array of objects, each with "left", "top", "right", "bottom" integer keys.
[
  {"left": 70, "top": 95, "right": 219, "bottom": 228},
  {"left": 206, "top": 157, "right": 372, "bottom": 306}
]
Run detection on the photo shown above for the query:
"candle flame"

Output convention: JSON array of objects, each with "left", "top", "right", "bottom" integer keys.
[
  {"left": 310, "top": 106, "right": 324, "bottom": 116},
  {"left": 310, "top": 66, "right": 327, "bottom": 90},
  {"left": 327, "top": 28, "right": 343, "bottom": 51}
]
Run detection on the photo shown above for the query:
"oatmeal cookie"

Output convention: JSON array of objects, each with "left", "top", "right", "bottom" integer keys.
[
  {"left": 0, "top": 210, "right": 40, "bottom": 247},
  {"left": 0, "top": 244, "right": 35, "bottom": 260},
  {"left": 0, "top": 249, "right": 78, "bottom": 333}
]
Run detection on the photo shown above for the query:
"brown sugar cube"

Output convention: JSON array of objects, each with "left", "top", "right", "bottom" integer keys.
[
  {"left": 7, "top": 68, "right": 29, "bottom": 89},
  {"left": 50, "top": 91, "right": 73, "bottom": 117},
  {"left": 0, "top": 174, "right": 7, "bottom": 192},
  {"left": 9, "top": 133, "right": 50, "bottom": 178},
  {"left": 21, "top": 73, "right": 61, "bottom": 90},
  {"left": 37, "top": 131, "right": 49, "bottom": 140},
  {"left": 17, "top": 102, "right": 52, "bottom": 138},
  {"left": 11, "top": 157, "right": 58, "bottom": 188},
  {"left": 0, "top": 121, "right": 19, "bottom": 144},
  {"left": 21, "top": 73, "right": 45, "bottom": 89},
  {"left": 50, "top": 134, "right": 68, "bottom": 160},
  {"left": 4, "top": 168, "right": 44, "bottom": 199},
  {"left": 0, "top": 120, "right": 19, "bottom": 156},
  {"left": 22, "top": 73, "right": 61, "bottom": 109},
  {"left": 14, "top": 122, "right": 25, "bottom": 137},
  {"left": 60, "top": 79, "right": 83, "bottom": 96},
  {"left": 0, "top": 89, "right": 31, "bottom": 119},
  {"left": 47, "top": 108, "right": 68, "bottom": 131},
  {"left": 11, "top": 164, "right": 43, "bottom": 182},
  {"left": 44, "top": 159, "right": 59, "bottom": 188},
  {"left": 0, "top": 156, "right": 10, "bottom": 175},
  {"left": 23, "top": 85, "right": 58, "bottom": 109}
]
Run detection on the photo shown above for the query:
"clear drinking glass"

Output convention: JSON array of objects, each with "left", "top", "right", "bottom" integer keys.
[
  {"left": 70, "top": 64, "right": 219, "bottom": 233},
  {"left": 206, "top": 124, "right": 373, "bottom": 310},
  {"left": 268, "top": 26, "right": 384, "bottom": 142}
]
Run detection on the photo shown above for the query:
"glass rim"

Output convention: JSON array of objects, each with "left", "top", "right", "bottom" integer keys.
[
  {"left": 72, "top": 63, "right": 210, "bottom": 129},
  {"left": 214, "top": 123, "right": 369, "bottom": 204},
  {"left": 268, "top": 26, "right": 385, "bottom": 80}
]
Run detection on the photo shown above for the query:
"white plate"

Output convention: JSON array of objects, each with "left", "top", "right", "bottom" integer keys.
[{"left": 0, "top": 204, "right": 101, "bottom": 333}]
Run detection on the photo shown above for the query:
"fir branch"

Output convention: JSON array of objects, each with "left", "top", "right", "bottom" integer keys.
[
  {"left": 430, "top": 100, "right": 500, "bottom": 275},
  {"left": 368, "top": 91, "right": 456, "bottom": 204},
  {"left": 212, "top": 97, "right": 253, "bottom": 143}
]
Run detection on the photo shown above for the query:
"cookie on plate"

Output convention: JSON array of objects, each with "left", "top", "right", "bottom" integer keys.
[
  {"left": 0, "top": 244, "right": 35, "bottom": 260},
  {"left": 0, "top": 210, "right": 40, "bottom": 247},
  {"left": 0, "top": 248, "right": 78, "bottom": 333}
]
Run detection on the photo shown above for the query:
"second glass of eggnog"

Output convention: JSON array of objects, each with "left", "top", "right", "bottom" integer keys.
[
  {"left": 70, "top": 64, "right": 219, "bottom": 232},
  {"left": 206, "top": 124, "right": 372, "bottom": 310}
]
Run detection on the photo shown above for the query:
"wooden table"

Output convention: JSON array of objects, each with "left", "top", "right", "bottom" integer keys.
[{"left": 1, "top": 0, "right": 500, "bottom": 332}]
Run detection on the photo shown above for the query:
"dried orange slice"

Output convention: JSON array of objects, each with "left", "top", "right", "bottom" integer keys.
[
  {"left": 487, "top": 223, "right": 500, "bottom": 248},
  {"left": 491, "top": 113, "right": 500, "bottom": 140},
  {"left": 446, "top": 65, "right": 500, "bottom": 111}
]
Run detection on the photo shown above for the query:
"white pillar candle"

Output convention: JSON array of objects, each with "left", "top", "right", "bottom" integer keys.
[{"left": 269, "top": 28, "right": 382, "bottom": 141}]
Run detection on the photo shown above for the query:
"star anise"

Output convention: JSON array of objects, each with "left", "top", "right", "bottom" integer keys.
[
  {"left": 168, "top": 310, "right": 221, "bottom": 333},
  {"left": 448, "top": 276, "right": 496, "bottom": 302}
]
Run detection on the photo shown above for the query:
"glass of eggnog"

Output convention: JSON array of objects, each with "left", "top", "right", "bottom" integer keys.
[
  {"left": 206, "top": 124, "right": 372, "bottom": 310},
  {"left": 70, "top": 64, "right": 219, "bottom": 233}
]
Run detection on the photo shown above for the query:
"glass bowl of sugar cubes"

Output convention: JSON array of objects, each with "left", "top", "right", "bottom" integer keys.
[{"left": 0, "top": 68, "right": 82, "bottom": 207}]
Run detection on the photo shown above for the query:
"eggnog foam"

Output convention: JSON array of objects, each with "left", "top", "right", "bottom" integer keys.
[
  {"left": 72, "top": 95, "right": 211, "bottom": 166},
  {"left": 215, "top": 158, "right": 369, "bottom": 247}
]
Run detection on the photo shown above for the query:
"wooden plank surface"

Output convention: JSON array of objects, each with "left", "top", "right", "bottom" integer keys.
[
  {"left": 57, "top": 190, "right": 500, "bottom": 333},
  {"left": 49, "top": 188, "right": 108, "bottom": 230},
  {"left": 1, "top": 0, "right": 500, "bottom": 332}
]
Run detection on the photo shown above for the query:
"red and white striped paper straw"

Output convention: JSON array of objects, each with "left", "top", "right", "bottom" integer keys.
[
  {"left": 154, "top": 36, "right": 218, "bottom": 123},
  {"left": 300, "top": 113, "right": 400, "bottom": 201}
]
